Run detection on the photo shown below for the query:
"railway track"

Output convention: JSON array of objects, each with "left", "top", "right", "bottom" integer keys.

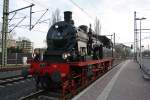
[
  {"left": 19, "top": 90, "right": 60, "bottom": 100},
  {"left": 0, "top": 66, "right": 29, "bottom": 72},
  {"left": 0, "top": 75, "right": 32, "bottom": 86}
]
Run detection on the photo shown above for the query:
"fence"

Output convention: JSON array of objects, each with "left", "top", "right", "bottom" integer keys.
[{"left": 0, "top": 53, "right": 32, "bottom": 65}]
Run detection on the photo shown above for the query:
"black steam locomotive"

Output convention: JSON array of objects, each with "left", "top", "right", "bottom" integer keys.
[
  {"left": 44, "top": 11, "right": 112, "bottom": 62},
  {"left": 25, "top": 11, "right": 113, "bottom": 98}
]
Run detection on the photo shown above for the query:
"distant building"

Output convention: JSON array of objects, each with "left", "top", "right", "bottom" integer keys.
[
  {"left": 7, "top": 39, "right": 16, "bottom": 48},
  {"left": 114, "top": 43, "right": 132, "bottom": 58},
  {"left": 0, "top": 38, "right": 33, "bottom": 53},
  {"left": 16, "top": 40, "right": 33, "bottom": 53},
  {"left": 0, "top": 23, "right": 33, "bottom": 53},
  {"left": 115, "top": 43, "right": 131, "bottom": 50},
  {"left": 0, "top": 39, "right": 17, "bottom": 52},
  {"left": 0, "top": 39, "right": 16, "bottom": 48}
]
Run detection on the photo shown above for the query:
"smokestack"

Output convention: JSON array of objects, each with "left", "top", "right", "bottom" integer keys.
[{"left": 64, "top": 11, "right": 72, "bottom": 23}]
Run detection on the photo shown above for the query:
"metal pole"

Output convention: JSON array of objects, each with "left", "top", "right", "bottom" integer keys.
[
  {"left": 136, "top": 19, "right": 138, "bottom": 62},
  {"left": 2, "top": 0, "right": 9, "bottom": 67},
  {"left": 134, "top": 11, "right": 136, "bottom": 61},
  {"left": 111, "top": 35, "right": 113, "bottom": 58},
  {"left": 139, "top": 20, "right": 142, "bottom": 67},
  {"left": 139, "top": 18, "right": 146, "bottom": 66},
  {"left": 148, "top": 44, "right": 149, "bottom": 56},
  {"left": 15, "top": 53, "right": 18, "bottom": 65},
  {"left": 30, "top": 5, "right": 32, "bottom": 30},
  {"left": 113, "top": 33, "right": 115, "bottom": 58},
  {"left": 9, "top": 4, "right": 34, "bottom": 14}
]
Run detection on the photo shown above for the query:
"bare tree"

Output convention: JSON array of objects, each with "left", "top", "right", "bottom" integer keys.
[
  {"left": 49, "top": 8, "right": 61, "bottom": 26},
  {"left": 94, "top": 17, "right": 101, "bottom": 35}
]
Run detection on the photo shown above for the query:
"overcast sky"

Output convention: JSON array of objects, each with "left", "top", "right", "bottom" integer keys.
[{"left": 1, "top": 0, "right": 150, "bottom": 49}]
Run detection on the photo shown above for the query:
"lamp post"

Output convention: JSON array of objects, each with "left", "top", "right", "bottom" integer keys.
[{"left": 136, "top": 17, "right": 146, "bottom": 67}]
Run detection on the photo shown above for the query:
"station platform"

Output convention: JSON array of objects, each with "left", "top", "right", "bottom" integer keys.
[{"left": 72, "top": 60, "right": 150, "bottom": 100}]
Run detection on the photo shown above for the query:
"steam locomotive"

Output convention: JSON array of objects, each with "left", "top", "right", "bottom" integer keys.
[
  {"left": 44, "top": 11, "right": 112, "bottom": 62},
  {"left": 23, "top": 11, "right": 113, "bottom": 98}
]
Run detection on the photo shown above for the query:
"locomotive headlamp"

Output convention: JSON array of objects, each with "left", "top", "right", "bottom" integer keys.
[
  {"left": 62, "top": 53, "right": 70, "bottom": 59},
  {"left": 55, "top": 25, "right": 59, "bottom": 28}
]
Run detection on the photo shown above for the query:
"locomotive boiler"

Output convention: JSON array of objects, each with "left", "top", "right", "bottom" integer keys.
[{"left": 23, "top": 11, "right": 113, "bottom": 98}]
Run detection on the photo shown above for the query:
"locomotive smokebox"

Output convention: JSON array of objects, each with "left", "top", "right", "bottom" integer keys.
[{"left": 64, "top": 11, "right": 72, "bottom": 23}]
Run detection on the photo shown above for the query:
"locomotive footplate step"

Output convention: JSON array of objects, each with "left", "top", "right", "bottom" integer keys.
[{"left": 72, "top": 60, "right": 150, "bottom": 100}]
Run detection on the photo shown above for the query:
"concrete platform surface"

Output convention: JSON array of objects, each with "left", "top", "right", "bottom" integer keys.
[{"left": 72, "top": 60, "right": 150, "bottom": 100}]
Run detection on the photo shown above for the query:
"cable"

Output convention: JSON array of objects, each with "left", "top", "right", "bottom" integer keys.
[
  {"left": 9, "top": 12, "right": 17, "bottom": 23},
  {"left": 8, "top": 16, "right": 27, "bottom": 20},
  {"left": 8, "top": 0, "right": 48, "bottom": 22},
  {"left": 68, "top": 0, "right": 94, "bottom": 20},
  {"left": 31, "top": 0, "right": 48, "bottom": 8},
  {"left": 8, "top": 5, "right": 49, "bottom": 28},
  {"left": 122, "top": 35, "right": 150, "bottom": 45},
  {"left": 32, "top": 9, "right": 48, "bottom": 13},
  {"left": 22, "top": 0, "right": 50, "bottom": 9},
  {"left": 142, "top": 36, "right": 150, "bottom": 40},
  {"left": 15, "top": 26, "right": 47, "bottom": 33},
  {"left": 22, "top": 0, "right": 32, "bottom": 4},
  {"left": 31, "top": 9, "right": 48, "bottom": 29},
  {"left": 9, "top": 16, "right": 26, "bottom": 33}
]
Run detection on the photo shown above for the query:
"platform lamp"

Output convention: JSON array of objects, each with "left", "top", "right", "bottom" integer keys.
[{"left": 135, "top": 17, "right": 146, "bottom": 67}]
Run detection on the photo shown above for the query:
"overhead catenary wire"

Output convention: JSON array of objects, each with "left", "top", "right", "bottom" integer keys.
[
  {"left": 30, "top": 0, "right": 47, "bottom": 8},
  {"left": 14, "top": 0, "right": 95, "bottom": 31},
  {"left": 31, "top": 9, "right": 48, "bottom": 29},
  {"left": 8, "top": 0, "right": 49, "bottom": 21},
  {"left": 15, "top": 25, "right": 47, "bottom": 33},
  {"left": 8, "top": 16, "right": 27, "bottom": 20},
  {"left": 22, "top": 0, "right": 33, "bottom": 4},
  {"left": 9, "top": 16, "right": 26, "bottom": 33},
  {"left": 68, "top": 0, "right": 94, "bottom": 20},
  {"left": 8, "top": 12, "right": 17, "bottom": 23},
  {"left": 32, "top": 9, "right": 48, "bottom": 13},
  {"left": 22, "top": 0, "right": 50, "bottom": 9},
  {"left": 122, "top": 35, "right": 150, "bottom": 45},
  {"left": 7, "top": 1, "right": 50, "bottom": 30},
  {"left": 8, "top": 4, "right": 37, "bottom": 21},
  {"left": 38, "top": 18, "right": 50, "bottom": 24},
  {"left": 8, "top": 15, "right": 49, "bottom": 32}
]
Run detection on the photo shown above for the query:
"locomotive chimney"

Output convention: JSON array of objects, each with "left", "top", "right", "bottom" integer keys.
[{"left": 64, "top": 11, "right": 72, "bottom": 23}]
